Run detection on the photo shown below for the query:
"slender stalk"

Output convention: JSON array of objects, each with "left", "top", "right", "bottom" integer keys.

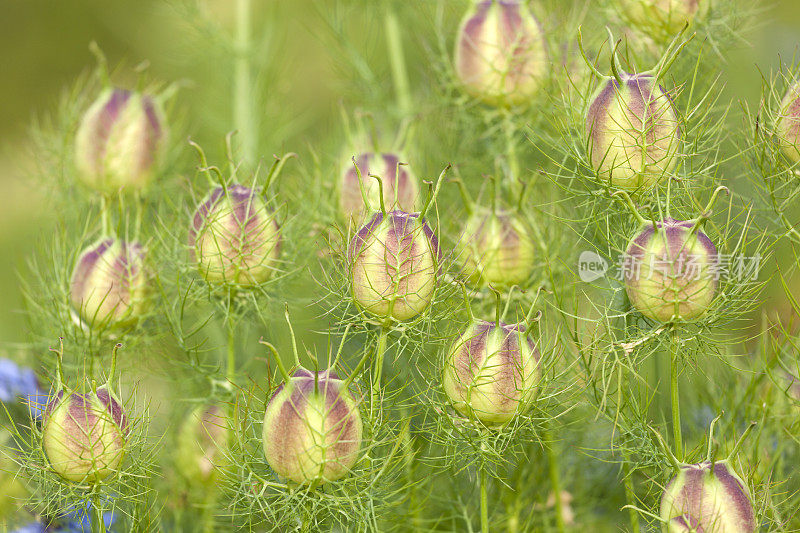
[
  {"left": 226, "top": 290, "right": 238, "bottom": 385},
  {"left": 622, "top": 456, "right": 641, "bottom": 533},
  {"left": 234, "top": 0, "right": 256, "bottom": 164},
  {"left": 385, "top": 6, "right": 412, "bottom": 117},
  {"left": 503, "top": 110, "right": 520, "bottom": 189},
  {"left": 545, "top": 426, "right": 566, "bottom": 533},
  {"left": 370, "top": 326, "right": 389, "bottom": 420},
  {"left": 670, "top": 328, "right": 682, "bottom": 458},
  {"left": 202, "top": 490, "right": 217, "bottom": 533},
  {"left": 480, "top": 465, "right": 490, "bottom": 533},
  {"left": 91, "top": 493, "right": 104, "bottom": 533}
]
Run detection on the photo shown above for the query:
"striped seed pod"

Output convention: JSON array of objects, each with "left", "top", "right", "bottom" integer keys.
[
  {"left": 189, "top": 184, "right": 282, "bottom": 287},
  {"left": 349, "top": 210, "right": 440, "bottom": 322},
  {"left": 454, "top": 0, "right": 548, "bottom": 107},
  {"left": 660, "top": 461, "right": 757, "bottom": 533},
  {"left": 339, "top": 153, "right": 419, "bottom": 222},
  {"left": 262, "top": 368, "right": 362, "bottom": 485},
  {"left": 74, "top": 88, "right": 166, "bottom": 193},
  {"left": 586, "top": 73, "right": 680, "bottom": 189},
  {"left": 776, "top": 81, "right": 800, "bottom": 164},
  {"left": 623, "top": 218, "right": 718, "bottom": 322},
  {"left": 176, "top": 405, "right": 229, "bottom": 484},
  {"left": 69, "top": 238, "right": 149, "bottom": 330},
  {"left": 442, "top": 319, "right": 540, "bottom": 426},
  {"left": 616, "top": 0, "right": 705, "bottom": 41}
]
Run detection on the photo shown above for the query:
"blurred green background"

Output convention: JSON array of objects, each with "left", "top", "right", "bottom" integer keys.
[{"left": 1, "top": 0, "right": 799, "bottom": 346}]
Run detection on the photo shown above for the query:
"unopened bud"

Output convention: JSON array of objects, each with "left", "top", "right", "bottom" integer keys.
[{"left": 776, "top": 81, "right": 800, "bottom": 164}]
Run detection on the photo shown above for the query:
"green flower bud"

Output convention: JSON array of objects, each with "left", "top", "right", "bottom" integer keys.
[
  {"left": 623, "top": 218, "right": 718, "bottom": 322},
  {"left": 457, "top": 208, "right": 535, "bottom": 288},
  {"left": 69, "top": 238, "right": 149, "bottom": 330},
  {"left": 454, "top": 0, "right": 548, "bottom": 107},
  {"left": 586, "top": 73, "right": 680, "bottom": 189},
  {"left": 616, "top": 0, "right": 705, "bottom": 41},
  {"left": 339, "top": 153, "right": 419, "bottom": 222},
  {"left": 42, "top": 386, "right": 128, "bottom": 484},
  {"left": 262, "top": 368, "right": 362, "bottom": 485},
  {"left": 660, "top": 461, "right": 757, "bottom": 533},
  {"left": 176, "top": 405, "right": 229, "bottom": 484},
  {"left": 74, "top": 88, "right": 166, "bottom": 193},
  {"left": 188, "top": 184, "right": 282, "bottom": 287},
  {"left": 442, "top": 320, "right": 540, "bottom": 426},
  {"left": 776, "top": 81, "right": 800, "bottom": 164},
  {"left": 349, "top": 211, "right": 440, "bottom": 322}
]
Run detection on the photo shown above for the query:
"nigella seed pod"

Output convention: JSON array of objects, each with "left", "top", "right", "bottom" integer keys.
[
  {"left": 616, "top": 0, "right": 705, "bottom": 40},
  {"left": 623, "top": 218, "right": 718, "bottom": 322},
  {"left": 42, "top": 386, "right": 128, "bottom": 483},
  {"left": 442, "top": 320, "right": 540, "bottom": 426},
  {"left": 189, "top": 184, "right": 282, "bottom": 287},
  {"left": 586, "top": 73, "right": 680, "bottom": 189},
  {"left": 262, "top": 368, "right": 362, "bottom": 485},
  {"left": 74, "top": 88, "right": 166, "bottom": 193},
  {"left": 776, "top": 82, "right": 800, "bottom": 163},
  {"left": 457, "top": 208, "right": 535, "bottom": 288},
  {"left": 454, "top": 0, "right": 547, "bottom": 107},
  {"left": 660, "top": 461, "right": 757, "bottom": 533},
  {"left": 70, "top": 238, "right": 149, "bottom": 330},
  {"left": 177, "top": 405, "right": 229, "bottom": 484},
  {"left": 339, "top": 153, "right": 419, "bottom": 222},
  {"left": 349, "top": 210, "right": 440, "bottom": 322}
]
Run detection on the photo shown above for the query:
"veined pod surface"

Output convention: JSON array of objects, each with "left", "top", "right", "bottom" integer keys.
[
  {"left": 74, "top": 88, "right": 166, "bottom": 193},
  {"left": 70, "top": 238, "right": 149, "bottom": 330},
  {"left": 339, "top": 153, "right": 419, "bottom": 222},
  {"left": 189, "top": 184, "right": 282, "bottom": 287},
  {"left": 349, "top": 210, "right": 440, "bottom": 322},
  {"left": 442, "top": 320, "right": 540, "bottom": 426},
  {"left": 262, "top": 368, "right": 362, "bottom": 485},
  {"left": 457, "top": 208, "right": 535, "bottom": 288},
  {"left": 623, "top": 218, "right": 718, "bottom": 322},
  {"left": 617, "top": 0, "right": 706, "bottom": 40},
  {"left": 776, "top": 81, "right": 800, "bottom": 163},
  {"left": 454, "top": 0, "right": 547, "bottom": 106},
  {"left": 176, "top": 405, "right": 229, "bottom": 484},
  {"left": 42, "top": 386, "right": 128, "bottom": 484},
  {"left": 660, "top": 461, "right": 757, "bottom": 533},
  {"left": 586, "top": 73, "right": 680, "bottom": 189}
]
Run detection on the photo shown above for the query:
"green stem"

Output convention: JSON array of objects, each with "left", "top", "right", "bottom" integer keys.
[
  {"left": 385, "top": 6, "right": 412, "bottom": 118},
  {"left": 234, "top": 0, "right": 256, "bottom": 165},
  {"left": 545, "top": 427, "right": 565, "bottom": 533},
  {"left": 202, "top": 489, "right": 217, "bottom": 533},
  {"left": 622, "top": 456, "right": 641, "bottom": 533},
  {"left": 670, "top": 328, "right": 682, "bottom": 458},
  {"left": 503, "top": 110, "right": 520, "bottom": 194},
  {"left": 91, "top": 492, "right": 104, "bottom": 533},
  {"left": 370, "top": 326, "right": 389, "bottom": 421},
  {"left": 227, "top": 316, "right": 236, "bottom": 385},
  {"left": 480, "top": 465, "right": 490, "bottom": 533}
]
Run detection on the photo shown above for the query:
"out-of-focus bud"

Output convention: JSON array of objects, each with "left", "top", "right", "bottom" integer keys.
[
  {"left": 776, "top": 81, "right": 800, "bottom": 164},
  {"left": 262, "top": 368, "right": 362, "bottom": 485},
  {"left": 442, "top": 319, "right": 540, "bottom": 426},
  {"left": 586, "top": 73, "right": 680, "bottom": 189},
  {"left": 69, "top": 238, "right": 149, "bottom": 330},
  {"left": 623, "top": 218, "right": 718, "bottom": 322},
  {"left": 457, "top": 208, "right": 535, "bottom": 288},
  {"left": 616, "top": 0, "right": 705, "bottom": 41},
  {"left": 177, "top": 405, "right": 229, "bottom": 484},
  {"left": 454, "top": 0, "right": 548, "bottom": 107},
  {"left": 188, "top": 184, "right": 282, "bottom": 287},
  {"left": 660, "top": 461, "right": 757, "bottom": 533},
  {"left": 74, "top": 88, "right": 166, "bottom": 193},
  {"left": 42, "top": 386, "right": 128, "bottom": 484},
  {"left": 339, "top": 153, "right": 419, "bottom": 222},
  {"left": 349, "top": 210, "right": 440, "bottom": 322}
]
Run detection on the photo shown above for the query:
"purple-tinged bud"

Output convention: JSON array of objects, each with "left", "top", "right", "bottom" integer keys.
[
  {"left": 349, "top": 210, "right": 440, "bottom": 322},
  {"left": 776, "top": 82, "right": 800, "bottom": 164},
  {"left": 74, "top": 88, "right": 166, "bottom": 193},
  {"left": 69, "top": 238, "right": 149, "bottom": 330},
  {"left": 616, "top": 0, "right": 705, "bottom": 41},
  {"left": 177, "top": 405, "right": 229, "bottom": 484},
  {"left": 42, "top": 386, "right": 128, "bottom": 483},
  {"left": 339, "top": 153, "right": 419, "bottom": 222},
  {"left": 442, "top": 320, "right": 540, "bottom": 426},
  {"left": 189, "top": 184, "right": 282, "bottom": 287},
  {"left": 623, "top": 218, "right": 718, "bottom": 322},
  {"left": 457, "top": 209, "right": 535, "bottom": 288},
  {"left": 262, "top": 368, "right": 362, "bottom": 485},
  {"left": 586, "top": 73, "right": 680, "bottom": 189},
  {"left": 660, "top": 461, "right": 757, "bottom": 533},
  {"left": 454, "top": 0, "right": 548, "bottom": 107}
]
